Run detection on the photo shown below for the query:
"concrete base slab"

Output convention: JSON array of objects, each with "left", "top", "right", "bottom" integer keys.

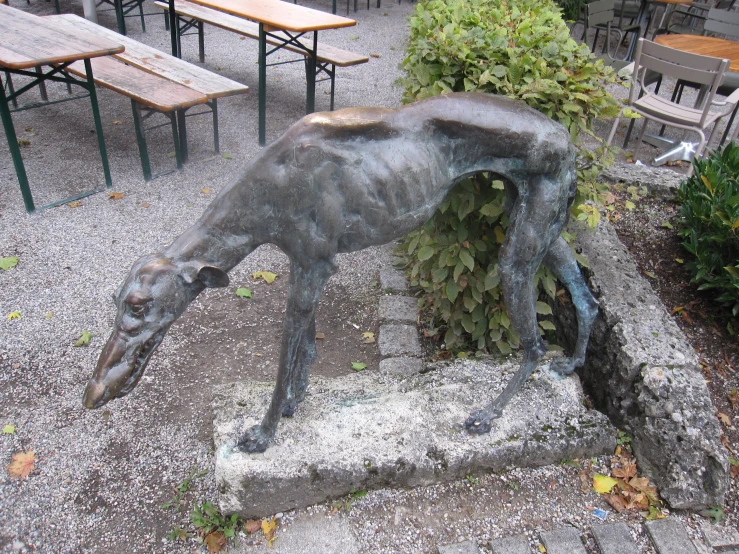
[{"left": 213, "top": 357, "right": 616, "bottom": 518}]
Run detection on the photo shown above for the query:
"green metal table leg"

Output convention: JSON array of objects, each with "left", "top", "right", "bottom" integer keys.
[
  {"left": 84, "top": 59, "right": 113, "bottom": 189},
  {"left": 130, "top": 100, "right": 152, "bottom": 180},
  {"left": 198, "top": 21, "right": 205, "bottom": 62},
  {"left": 168, "top": 0, "right": 179, "bottom": 56},
  {"left": 211, "top": 98, "right": 219, "bottom": 153},
  {"left": 0, "top": 73, "right": 34, "bottom": 213},
  {"left": 170, "top": 112, "right": 183, "bottom": 170},
  {"left": 35, "top": 66, "right": 48, "bottom": 102},
  {"left": 176, "top": 109, "right": 187, "bottom": 165},
  {"left": 259, "top": 23, "right": 267, "bottom": 146},
  {"left": 115, "top": 0, "right": 126, "bottom": 34},
  {"left": 305, "top": 32, "right": 317, "bottom": 114}
]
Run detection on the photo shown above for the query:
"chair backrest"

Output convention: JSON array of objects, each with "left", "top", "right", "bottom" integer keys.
[
  {"left": 704, "top": 7, "right": 739, "bottom": 37},
  {"left": 586, "top": 0, "right": 616, "bottom": 28},
  {"left": 630, "top": 38, "right": 729, "bottom": 127}
]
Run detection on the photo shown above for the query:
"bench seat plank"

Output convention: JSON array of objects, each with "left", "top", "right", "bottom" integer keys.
[
  {"left": 48, "top": 14, "right": 249, "bottom": 100},
  {"left": 155, "top": 0, "right": 369, "bottom": 67},
  {"left": 66, "top": 57, "right": 209, "bottom": 111}
]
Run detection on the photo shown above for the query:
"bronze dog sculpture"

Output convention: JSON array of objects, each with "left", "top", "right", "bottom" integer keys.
[{"left": 83, "top": 92, "right": 598, "bottom": 452}]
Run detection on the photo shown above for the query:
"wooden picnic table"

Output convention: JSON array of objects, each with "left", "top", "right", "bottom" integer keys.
[
  {"left": 182, "top": 0, "right": 356, "bottom": 145},
  {"left": 654, "top": 34, "right": 739, "bottom": 72},
  {"left": 0, "top": 4, "right": 124, "bottom": 213}
]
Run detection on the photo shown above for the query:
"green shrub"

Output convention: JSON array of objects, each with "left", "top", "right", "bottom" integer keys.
[
  {"left": 677, "top": 143, "right": 739, "bottom": 317},
  {"left": 555, "top": 0, "right": 585, "bottom": 21},
  {"left": 397, "top": 0, "right": 619, "bottom": 354}
]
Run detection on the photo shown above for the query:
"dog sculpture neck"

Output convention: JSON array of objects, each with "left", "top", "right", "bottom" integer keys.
[{"left": 84, "top": 92, "right": 598, "bottom": 453}]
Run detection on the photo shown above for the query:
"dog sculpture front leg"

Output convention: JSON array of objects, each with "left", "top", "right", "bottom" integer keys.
[{"left": 236, "top": 258, "right": 336, "bottom": 452}]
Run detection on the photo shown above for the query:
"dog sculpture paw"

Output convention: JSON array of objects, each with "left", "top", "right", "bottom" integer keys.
[
  {"left": 464, "top": 409, "right": 502, "bottom": 434},
  {"left": 234, "top": 425, "right": 271, "bottom": 453}
]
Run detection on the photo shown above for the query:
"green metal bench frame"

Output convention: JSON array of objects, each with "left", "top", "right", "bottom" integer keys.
[{"left": 1, "top": 61, "right": 112, "bottom": 213}]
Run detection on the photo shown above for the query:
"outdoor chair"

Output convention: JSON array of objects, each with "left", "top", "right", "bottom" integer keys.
[
  {"left": 573, "top": 0, "right": 642, "bottom": 61},
  {"left": 654, "top": 0, "right": 736, "bottom": 37},
  {"left": 607, "top": 38, "right": 739, "bottom": 167}
]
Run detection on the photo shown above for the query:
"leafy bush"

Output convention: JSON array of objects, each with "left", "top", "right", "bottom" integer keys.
[
  {"left": 555, "top": 0, "right": 585, "bottom": 21},
  {"left": 397, "top": 0, "right": 620, "bottom": 353},
  {"left": 677, "top": 143, "right": 739, "bottom": 317}
]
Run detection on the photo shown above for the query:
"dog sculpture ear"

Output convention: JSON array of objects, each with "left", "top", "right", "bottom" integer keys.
[
  {"left": 197, "top": 266, "right": 230, "bottom": 288},
  {"left": 181, "top": 263, "right": 230, "bottom": 288}
]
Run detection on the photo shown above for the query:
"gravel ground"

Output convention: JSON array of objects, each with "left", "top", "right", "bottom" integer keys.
[{"left": 0, "top": 2, "right": 733, "bottom": 553}]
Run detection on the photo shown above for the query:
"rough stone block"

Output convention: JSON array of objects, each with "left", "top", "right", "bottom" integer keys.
[
  {"left": 591, "top": 523, "right": 638, "bottom": 554},
  {"left": 378, "top": 324, "right": 422, "bottom": 358},
  {"left": 490, "top": 534, "right": 531, "bottom": 554},
  {"left": 602, "top": 161, "right": 683, "bottom": 200},
  {"left": 379, "top": 295, "right": 418, "bottom": 323},
  {"left": 379, "top": 269, "right": 408, "bottom": 292},
  {"left": 699, "top": 520, "right": 739, "bottom": 551},
  {"left": 437, "top": 540, "right": 481, "bottom": 554},
  {"left": 379, "top": 357, "right": 424, "bottom": 376},
  {"left": 213, "top": 358, "right": 615, "bottom": 518},
  {"left": 540, "top": 527, "right": 586, "bottom": 554},
  {"left": 553, "top": 219, "right": 728, "bottom": 509},
  {"left": 645, "top": 519, "right": 698, "bottom": 554}
]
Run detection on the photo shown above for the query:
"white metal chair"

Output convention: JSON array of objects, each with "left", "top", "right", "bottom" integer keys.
[{"left": 607, "top": 38, "right": 739, "bottom": 165}]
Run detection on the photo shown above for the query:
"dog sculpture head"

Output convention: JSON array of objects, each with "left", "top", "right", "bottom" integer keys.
[{"left": 82, "top": 254, "right": 229, "bottom": 409}]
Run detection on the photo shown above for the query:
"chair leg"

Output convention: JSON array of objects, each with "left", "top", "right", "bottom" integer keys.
[
  {"left": 606, "top": 115, "right": 621, "bottom": 147},
  {"left": 720, "top": 104, "right": 739, "bottom": 146},
  {"left": 633, "top": 117, "right": 649, "bottom": 159}
]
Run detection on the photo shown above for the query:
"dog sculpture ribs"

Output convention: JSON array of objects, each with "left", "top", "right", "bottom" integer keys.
[{"left": 83, "top": 92, "right": 598, "bottom": 452}]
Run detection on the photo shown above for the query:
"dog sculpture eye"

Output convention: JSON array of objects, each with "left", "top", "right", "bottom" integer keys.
[{"left": 128, "top": 304, "right": 148, "bottom": 317}]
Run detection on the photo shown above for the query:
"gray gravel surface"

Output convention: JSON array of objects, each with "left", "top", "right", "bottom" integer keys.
[{"left": 0, "top": 1, "right": 731, "bottom": 553}]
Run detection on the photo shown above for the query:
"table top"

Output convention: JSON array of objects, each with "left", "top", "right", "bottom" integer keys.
[
  {"left": 0, "top": 4, "right": 124, "bottom": 70},
  {"left": 186, "top": 0, "right": 356, "bottom": 32},
  {"left": 654, "top": 34, "right": 739, "bottom": 72}
]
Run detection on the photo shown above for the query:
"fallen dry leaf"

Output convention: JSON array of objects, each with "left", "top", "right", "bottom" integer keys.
[
  {"left": 7, "top": 450, "right": 36, "bottom": 479},
  {"left": 261, "top": 518, "right": 277, "bottom": 546},
  {"left": 611, "top": 459, "right": 637, "bottom": 480},
  {"left": 108, "top": 192, "right": 124, "bottom": 201},
  {"left": 719, "top": 412, "right": 733, "bottom": 426},
  {"left": 730, "top": 390, "right": 739, "bottom": 409},
  {"left": 593, "top": 474, "right": 618, "bottom": 494},
  {"left": 201, "top": 187, "right": 211, "bottom": 194},
  {"left": 140, "top": 202, "right": 151, "bottom": 208},
  {"left": 204, "top": 531, "right": 226, "bottom": 553},
  {"left": 67, "top": 201, "right": 83, "bottom": 208},
  {"left": 244, "top": 519, "right": 261, "bottom": 534},
  {"left": 362, "top": 331, "right": 375, "bottom": 344},
  {"left": 604, "top": 492, "right": 627, "bottom": 513},
  {"left": 252, "top": 271, "right": 278, "bottom": 284},
  {"left": 315, "top": 332, "right": 326, "bottom": 340}
]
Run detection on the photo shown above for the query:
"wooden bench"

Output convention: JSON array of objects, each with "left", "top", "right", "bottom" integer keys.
[
  {"left": 65, "top": 56, "right": 208, "bottom": 180},
  {"left": 50, "top": 14, "right": 249, "bottom": 178},
  {"left": 155, "top": 0, "right": 369, "bottom": 110}
]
